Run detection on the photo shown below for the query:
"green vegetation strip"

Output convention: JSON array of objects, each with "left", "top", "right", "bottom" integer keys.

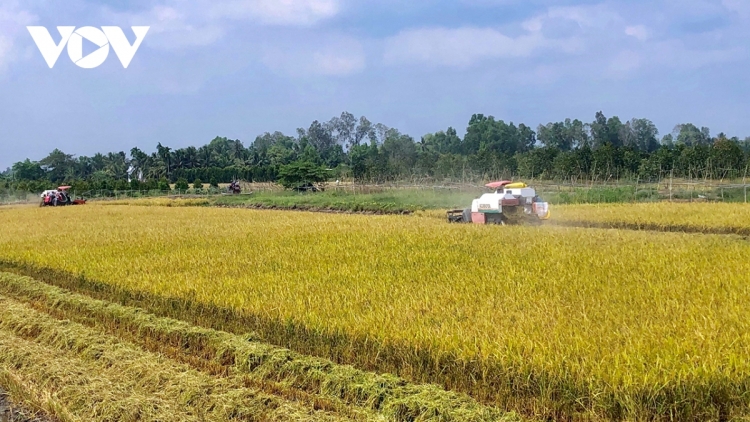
[
  {"left": 212, "top": 190, "right": 479, "bottom": 213},
  {"left": 0, "top": 272, "right": 514, "bottom": 422}
]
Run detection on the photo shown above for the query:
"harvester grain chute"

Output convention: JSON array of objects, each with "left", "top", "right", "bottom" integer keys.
[
  {"left": 40, "top": 186, "right": 86, "bottom": 207},
  {"left": 447, "top": 181, "right": 550, "bottom": 225}
]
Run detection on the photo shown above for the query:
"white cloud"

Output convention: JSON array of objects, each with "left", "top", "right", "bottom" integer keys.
[
  {"left": 0, "top": 37, "right": 12, "bottom": 66},
  {"left": 608, "top": 50, "right": 641, "bottom": 77},
  {"left": 261, "top": 35, "right": 365, "bottom": 76},
  {"left": 0, "top": 1, "right": 36, "bottom": 69},
  {"left": 522, "top": 17, "right": 543, "bottom": 33},
  {"left": 625, "top": 25, "right": 649, "bottom": 41},
  {"left": 311, "top": 51, "right": 364, "bottom": 76},
  {"left": 648, "top": 40, "right": 743, "bottom": 69},
  {"left": 101, "top": 0, "right": 340, "bottom": 50},
  {"left": 723, "top": 0, "right": 750, "bottom": 18},
  {"left": 516, "top": 4, "right": 624, "bottom": 56},
  {"left": 546, "top": 4, "right": 621, "bottom": 29},
  {"left": 100, "top": 5, "right": 224, "bottom": 49},
  {"left": 383, "top": 27, "right": 547, "bottom": 67},
  {"left": 208, "top": 0, "right": 339, "bottom": 25}
]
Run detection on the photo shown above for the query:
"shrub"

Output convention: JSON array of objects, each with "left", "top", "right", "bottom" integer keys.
[{"left": 174, "top": 178, "right": 189, "bottom": 191}]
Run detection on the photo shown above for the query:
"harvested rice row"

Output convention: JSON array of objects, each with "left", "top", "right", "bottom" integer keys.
[
  {"left": 0, "top": 295, "right": 358, "bottom": 422},
  {"left": 0, "top": 272, "right": 514, "bottom": 422},
  {"left": 0, "top": 273, "right": 370, "bottom": 419}
]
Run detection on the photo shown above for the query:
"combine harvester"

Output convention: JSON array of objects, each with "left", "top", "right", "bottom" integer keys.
[
  {"left": 40, "top": 186, "right": 86, "bottom": 207},
  {"left": 227, "top": 180, "right": 242, "bottom": 194},
  {"left": 447, "top": 181, "right": 550, "bottom": 225}
]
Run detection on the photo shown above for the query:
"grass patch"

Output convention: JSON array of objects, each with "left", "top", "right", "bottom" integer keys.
[{"left": 213, "top": 189, "right": 479, "bottom": 214}]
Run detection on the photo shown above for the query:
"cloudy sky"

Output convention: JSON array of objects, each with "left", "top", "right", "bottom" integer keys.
[{"left": 0, "top": 0, "right": 748, "bottom": 168}]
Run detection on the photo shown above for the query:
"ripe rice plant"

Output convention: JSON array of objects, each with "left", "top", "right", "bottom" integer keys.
[
  {"left": 553, "top": 202, "right": 750, "bottom": 235},
  {"left": 0, "top": 271, "right": 507, "bottom": 422},
  {"left": 0, "top": 294, "right": 356, "bottom": 422},
  {"left": 2, "top": 205, "right": 750, "bottom": 420}
]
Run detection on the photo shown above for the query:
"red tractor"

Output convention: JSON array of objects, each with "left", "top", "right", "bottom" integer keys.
[{"left": 40, "top": 186, "right": 86, "bottom": 207}]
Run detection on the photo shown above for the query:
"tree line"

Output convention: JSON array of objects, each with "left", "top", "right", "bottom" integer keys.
[{"left": 3, "top": 111, "right": 750, "bottom": 193}]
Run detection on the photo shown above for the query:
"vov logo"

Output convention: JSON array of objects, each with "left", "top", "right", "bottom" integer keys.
[{"left": 27, "top": 26, "right": 150, "bottom": 69}]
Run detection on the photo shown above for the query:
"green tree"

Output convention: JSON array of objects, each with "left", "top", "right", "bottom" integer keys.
[
  {"left": 158, "top": 177, "right": 171, "bottom": 192},
  {"left": 156, "top": 143, "right": 172, "bottom": 178},
  {"left": 590, "top": 111, "right": 610, "bottom": 148},
  {"left": 381, "top": 132, "right": 417, "bottom": 178},
  {"left": 538, "top": 122, "right": 573, "bottom": 151},
  {"left": 678, "top": 145, "right": 710, "bottom": 178},
  {"left": 710, "top": 138, "right": 745, "bottom": 179},
  {"left": 464, "top": 114, "right": 530, "bottom": 156},
  {"left": 277, "top": 161, "right": 328, "bottom": 189},
  {"left": 515, "top": 147, "right": 558, "bottom": 179},
  {"left": 11, "top": 159, "right": 45, "bottom": 180},
  {"left": 552, "top": 151, "right": 579, "bottom": 179},
  {"left": 607, "top": 116, "right": 625, "bottom": 147},
  {"left": 621, "top": 118, "right": 659, "bottom": 152},
  {"left": 739, "top": 137, "right": 750, "bottom": 154},
  {"left": 174, "top": 178, "right": 189, "bottom": 191},
  {"left": 673, "top": 124, "right": 711, "bottom": 146},
  {"left": 39, "top": 149, "right": 75, "bottom": 182}
]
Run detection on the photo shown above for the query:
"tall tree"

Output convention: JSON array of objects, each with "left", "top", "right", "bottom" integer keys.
[
  {"left": 155, "top": 143, "right": 172, "bottom": 177},
  {"left": 621, "top": 118, "right": 659, "bottom": 152},
  {"left": 590, "top": 111, "right": 610, "bottom": 148},
  {"left": 39, "top": 149, "right": 75, "bottom": 182},
  {"left": 353, "top": 116, "right": 374, "bottom": 148},
  {"left": 11, "top": 159, "right": 45, "bottom": 180},
  {"left": 328, "top": 111, "right": 357, "bottom": 148},
  {"left": 673, "top": 124, "right": 711, "bottom": 146}
]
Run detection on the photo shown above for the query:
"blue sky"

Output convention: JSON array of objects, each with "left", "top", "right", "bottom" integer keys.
[{"left": 0, "top": 0, "right": 748, "bottom": 169}]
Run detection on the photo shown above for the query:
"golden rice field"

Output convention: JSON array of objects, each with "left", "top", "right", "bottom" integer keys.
[
  {"left": 0, "top": 271, "right": 504, "bottom": 422},
  {"left": 553, "top": 202, "right": 750, "bottom": 235},
  {"left": 2, "top": 203, "right": 750, "bottom": 421}
]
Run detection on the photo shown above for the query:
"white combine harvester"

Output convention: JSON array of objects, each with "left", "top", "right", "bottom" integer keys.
[{"left": 447, "top": 181, "right": 550, "bottom": 225}]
